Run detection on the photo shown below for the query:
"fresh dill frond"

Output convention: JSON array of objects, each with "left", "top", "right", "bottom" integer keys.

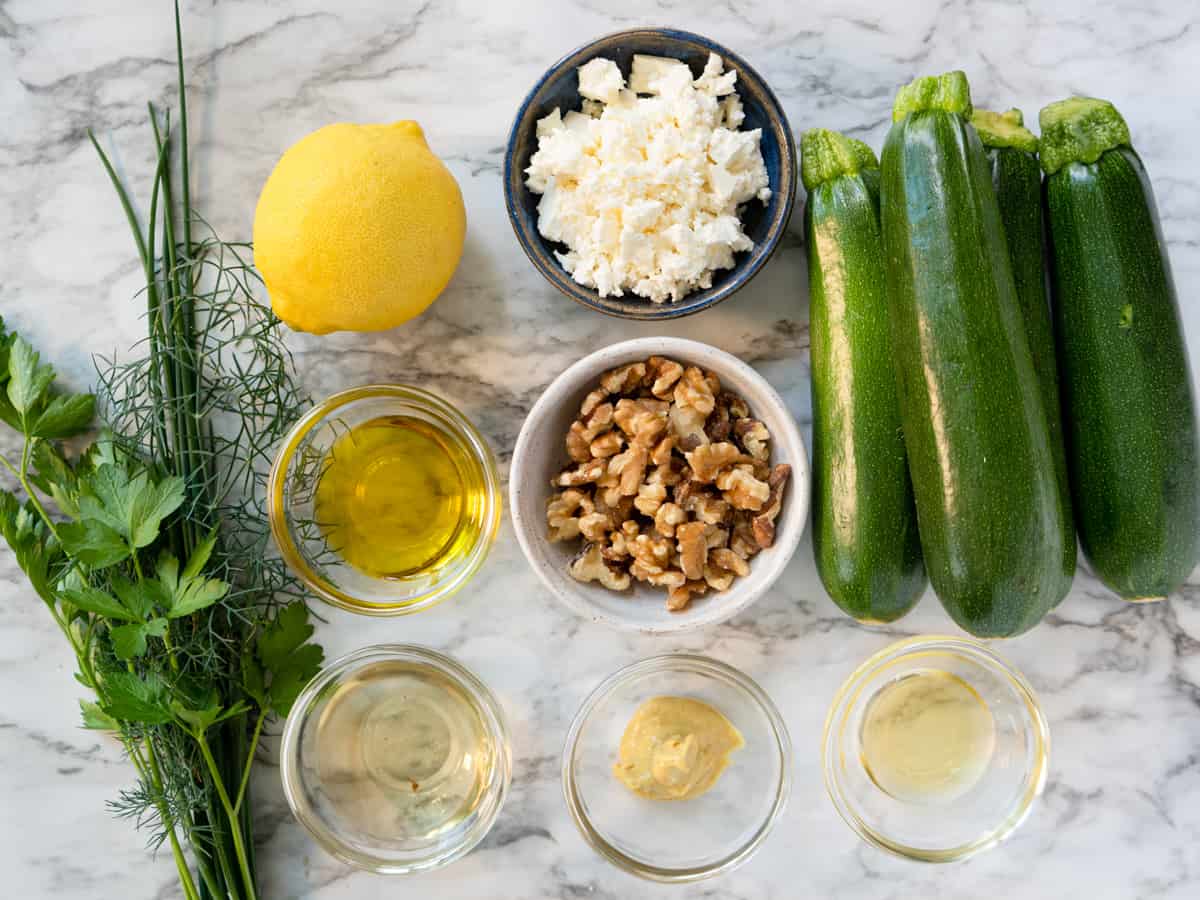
[
  {"left": 0, "top": 5, "right": 324, "bottom": 900},
  {"left": 96, "top": 217, "right": 310, "bottom": 621}
]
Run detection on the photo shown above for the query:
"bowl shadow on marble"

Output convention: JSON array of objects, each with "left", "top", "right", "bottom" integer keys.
[
  {"left": 509, "top": 336, "right": 810, "bottom": 634},
  {"left": 504, "top": 27, "right": 797, "bottom": 321}
]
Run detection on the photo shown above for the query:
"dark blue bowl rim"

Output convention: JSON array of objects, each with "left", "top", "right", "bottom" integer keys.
[{"left": 503, "top": 27, "right": 797, "bottom": 321}]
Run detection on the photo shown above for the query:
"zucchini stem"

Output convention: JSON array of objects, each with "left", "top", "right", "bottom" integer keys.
[
  {"left": 1038, "top": 96, "right": 1130, "bottom": 174},
  {"left": 893, "top": 70, "right": 972, "bottom": 123},
  {"left": 800, "top": 128, "right": 878, "bottom": 191}
]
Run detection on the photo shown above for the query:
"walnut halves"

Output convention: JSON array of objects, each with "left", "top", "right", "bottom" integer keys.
[{"left": 547, "top": 356, "right": 788, "bottom": 612}]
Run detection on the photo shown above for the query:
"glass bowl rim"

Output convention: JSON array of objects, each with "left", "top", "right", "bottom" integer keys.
[
  {"left": 821, "top": 634, "right": 1051, "bottom": 864},
  {"left": 278, "top": 642, "right": 513, "bottom": 875},
  {"left": 561, "top": 652, "right": 792, "bottom": 883},
  {"left": 267, "top": 383, "right": 502, "bottom": 617}
]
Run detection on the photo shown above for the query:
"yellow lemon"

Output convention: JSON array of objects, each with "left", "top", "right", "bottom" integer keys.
[{"left": 253, "top": 121, "right": 465, "bottom": 334}]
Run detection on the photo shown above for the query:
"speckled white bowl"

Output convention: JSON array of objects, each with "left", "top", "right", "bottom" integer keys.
[{"left": 510, "top": 337, "right": 809, "bottom": 633}]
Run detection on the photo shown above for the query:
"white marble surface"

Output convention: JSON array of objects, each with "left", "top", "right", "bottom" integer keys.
[{"left": 2, "top": 1, "right": 1200, "bottom": 897}]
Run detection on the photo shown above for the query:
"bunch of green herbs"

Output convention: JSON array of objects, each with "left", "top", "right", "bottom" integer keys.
[{"left": 0, "top": 4, "right": 322, "bottom": 899}]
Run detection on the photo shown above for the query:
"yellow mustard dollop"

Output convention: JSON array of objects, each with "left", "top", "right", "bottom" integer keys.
[{"left": 613, "top": 696, "right": 744, "bottom": 801}]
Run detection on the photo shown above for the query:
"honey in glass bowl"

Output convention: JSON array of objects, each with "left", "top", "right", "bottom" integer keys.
[
  {"left": 858, "top": 668, "right": 997, "bottom": 805},
  {"left": 823, "top": 635, "right": 1049, "bottom": 862}
]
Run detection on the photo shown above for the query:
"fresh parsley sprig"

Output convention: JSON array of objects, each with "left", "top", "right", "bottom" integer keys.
[
  {"left": 0, "top": 4, "right": 325, "bottom": 897},
  {"left": 0, "top": 316, "right": 323, "bottom": 900}
]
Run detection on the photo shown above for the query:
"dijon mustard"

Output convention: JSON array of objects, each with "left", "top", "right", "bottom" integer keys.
[{"left": 613, "top": 696, "right": 744, "bottom": 801}]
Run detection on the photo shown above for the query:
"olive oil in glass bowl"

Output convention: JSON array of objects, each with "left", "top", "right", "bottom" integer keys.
[
  {"left": 280, "top": 645, "right": 511, "bottom": 873},
  {"left": 269, "top": 385, "right": 501, "bottom": 615}
]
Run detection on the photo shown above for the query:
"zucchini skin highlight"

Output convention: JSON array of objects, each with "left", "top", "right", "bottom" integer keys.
[
  {"left": 881, "top": 72, "right": 1073, "bottom": 637},
  {"left": 974, "top": 107, "right": 1077, "bottom": 586},
  {"left": 804, "top": 129, "right": 925, "bottom": 623},
  {"left": 1041, "top": 97, "right": 1200, "bottom": 600}
]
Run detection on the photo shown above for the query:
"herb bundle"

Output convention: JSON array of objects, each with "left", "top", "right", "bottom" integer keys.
[{"left": 0, "top": 5, "right": 322, "bottom": 899}]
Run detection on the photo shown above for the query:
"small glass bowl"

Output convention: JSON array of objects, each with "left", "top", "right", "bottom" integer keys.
[
  {"left": 279, "top": 644, "right": 512, "bottom": 874},
  {"left": 822, "top": 635, "right": 1050, "bottom": 862},
  {"left": 268, "top": 384, "right": 502, "bottom": 616},
  {"left": 562, "top": 654, "right": 791, "bottom": 882}
]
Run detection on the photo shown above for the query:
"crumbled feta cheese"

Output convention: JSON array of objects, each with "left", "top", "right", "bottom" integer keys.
[
  {"left": 577, "top": 57, "right": 625, "bottom": 104},
  {"left": 629, "top": 54, "right": 692, "bottom": 95},
  {"left": 525, "top": 53, "right": 771, "bottom": 304},
  {"left": 721, "top": 94, "right": 745, "bottom": 129},
  {"left": 695, "top": 52, "right": 738, "bottom": 97}
]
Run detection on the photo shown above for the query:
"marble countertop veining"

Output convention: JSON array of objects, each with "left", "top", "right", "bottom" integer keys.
[{"left": 3, "top": 1, "right": 1200, "bottom": 898}]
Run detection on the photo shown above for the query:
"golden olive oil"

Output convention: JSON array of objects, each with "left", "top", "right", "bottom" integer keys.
[
  {"left": 314, "top": 660, "right": 496, "bottom": 842},
  {"left": 313, "top": 415, "right": 478, "bottom": 578},
  {"left": 860, "top": 669, "right": 996, "bottom": 805}
]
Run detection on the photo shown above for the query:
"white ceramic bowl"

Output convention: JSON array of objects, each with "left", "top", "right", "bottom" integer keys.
[{"left": 510, "top": 337, "right": 809, "bottom": 633}]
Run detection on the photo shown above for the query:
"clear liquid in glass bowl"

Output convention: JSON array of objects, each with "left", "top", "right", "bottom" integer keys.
[
  {"left": 823, "top": 636, "right": 1050, "bottom": 862},
  {"left": 280, "top": 645, "right": 511, "bottom": 874}
]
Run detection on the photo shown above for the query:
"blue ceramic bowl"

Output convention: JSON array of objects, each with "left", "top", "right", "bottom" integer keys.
[{"left": 504, "top": 28, "right": 796, "bottom": 321}]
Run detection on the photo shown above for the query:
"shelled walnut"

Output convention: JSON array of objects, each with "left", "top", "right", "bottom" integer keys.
[{"left": 545, "top": 357, "right": 790, "bottom": 612}]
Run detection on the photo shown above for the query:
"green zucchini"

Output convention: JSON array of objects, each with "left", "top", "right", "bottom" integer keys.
[
  {"left": 803, "top": 129, "right": 926, "bottom": 623},
  {"left": 880, "top": 72, "right": 1072, "bottom": 637},
  {"left": 972, "top": 108, "right": 1077, "bottom": 585},
  {"left": 1040, "top": 97, "right": 1199, "bottom": 600}
]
